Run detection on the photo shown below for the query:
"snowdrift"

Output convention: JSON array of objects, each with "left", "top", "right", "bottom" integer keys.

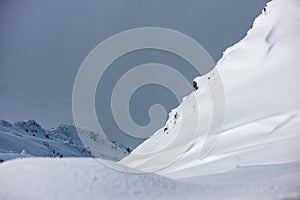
[
  {"left": 1, "top": 158, "right": 300, "bottom": 200},
  {"left": 120, "top": 0, "right": 300, "bottom": 178}
]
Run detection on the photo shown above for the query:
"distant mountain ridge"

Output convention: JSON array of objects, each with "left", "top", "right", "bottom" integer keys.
[{"left": 0, "top": 119, "right": 129, "bottom": 162}]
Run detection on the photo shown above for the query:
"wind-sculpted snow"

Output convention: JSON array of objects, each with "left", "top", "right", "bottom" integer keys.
[
  {"left": 120, "top": 0, "right": 300, "bottom": 178},
  {"left": 1, "top": 158, "right": 300, "bottom": 200},
  {"left": 0, "top": 120, "right": 129, "bottom": 162}
]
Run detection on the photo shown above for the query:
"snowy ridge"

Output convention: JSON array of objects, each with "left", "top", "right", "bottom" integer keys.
[
  {"left": 0, "top": 119, "right": 129, "bottom": 162},
  {"left": 120, "top": 0, "right": 300, "bottom": 178}
]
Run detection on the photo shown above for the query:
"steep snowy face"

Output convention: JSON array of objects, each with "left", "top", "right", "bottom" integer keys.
[
  {"left": 120, "top": 0, "right": 300, "bottom": 178},
  {"left": 215, "top": 0, "right": 300, "bottom": 129}
]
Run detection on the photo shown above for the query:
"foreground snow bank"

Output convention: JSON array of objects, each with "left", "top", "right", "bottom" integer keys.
[
  {"left": 0, "top": 158, "right": 300, "bottom": 200},
  {"left": 0, "top": 158, "right": 198, "bottom": 200}
]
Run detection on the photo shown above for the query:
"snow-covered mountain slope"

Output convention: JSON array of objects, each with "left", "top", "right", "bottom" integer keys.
[
  {"left": 120, "top": 0, "right": 300, "bottom": 178},
  {"left": 0, "top": 120, "right": 129, "bottom": 162}
]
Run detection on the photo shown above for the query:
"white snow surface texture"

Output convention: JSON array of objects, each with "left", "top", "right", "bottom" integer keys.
[{"left": 1, "top": 0, "right": 300, "bottom": 199}]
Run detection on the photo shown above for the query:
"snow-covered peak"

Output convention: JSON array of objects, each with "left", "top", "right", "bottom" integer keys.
[{"left": 13, "top": 120, "right": 45, "bottom": 135}]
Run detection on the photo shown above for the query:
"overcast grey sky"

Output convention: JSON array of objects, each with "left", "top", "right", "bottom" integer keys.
[{"left": 0, "top": 0, "right": 268, "bottom": 148}]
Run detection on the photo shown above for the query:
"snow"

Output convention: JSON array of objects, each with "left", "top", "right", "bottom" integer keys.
[
  {"left": 0, "top": 120, "right": 129, "bottom": 162},
  {"left": 0, "top": 158, "right": 300, "bottom": 200},
  {"left": 1, "top": 0, "right": 300, "bottom": 199},
  {"left": 120, "top": 0, "right": 300, "bottom": 178}
]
